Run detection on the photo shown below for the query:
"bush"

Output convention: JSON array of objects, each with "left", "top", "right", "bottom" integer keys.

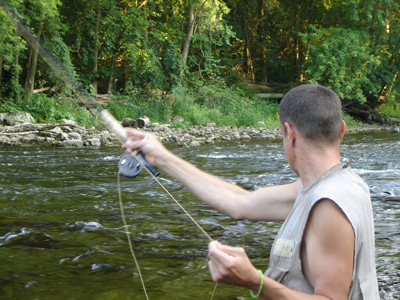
[
  {"left": 0, "top": 94, "right": 96, "bottom": 126},
  {"left": 105, "top": 84, "right": 281, "bottom": 128}
]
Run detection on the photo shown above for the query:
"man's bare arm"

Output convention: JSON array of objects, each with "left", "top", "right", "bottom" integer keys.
[
  {"left": 301, "top": 199, "right": 355, "bottom": 299},
  {"left": 160, "top": 151, "right": 300, "bottom": 221},
  {"left": 123, "top": 129, "right": 299, "bottom": 221},
  {"left": 208, "top": 199, "right": 355, "bottom": 300}
]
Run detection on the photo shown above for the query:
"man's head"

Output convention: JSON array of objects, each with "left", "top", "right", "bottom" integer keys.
[{"left": 279, "top": 84, "right": 343, "bottom": 146}]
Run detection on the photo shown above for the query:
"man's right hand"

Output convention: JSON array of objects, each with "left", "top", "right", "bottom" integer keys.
[{"left": 122, "top": 128, "right": 170, "bottom": 168}]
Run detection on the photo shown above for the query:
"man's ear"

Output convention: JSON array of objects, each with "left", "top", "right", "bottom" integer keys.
[
  {"left": 339, "top": 120, "right": 346, "bottom": 141},
  {"left": 284, "top": 122, "right": 296, "bottom": 147}
]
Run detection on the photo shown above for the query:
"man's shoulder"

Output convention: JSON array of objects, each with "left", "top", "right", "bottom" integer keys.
[{"left": 316, "top": 166, "right": 369, "bottom": 197}]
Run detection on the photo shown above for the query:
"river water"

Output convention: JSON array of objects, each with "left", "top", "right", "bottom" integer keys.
[{"left": 0, "top": 132, "right": 399, "bottom": 299}]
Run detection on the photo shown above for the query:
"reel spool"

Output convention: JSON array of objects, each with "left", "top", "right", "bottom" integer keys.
[{"left": 118, "top": 152, "right": 160, "bottom": 179}]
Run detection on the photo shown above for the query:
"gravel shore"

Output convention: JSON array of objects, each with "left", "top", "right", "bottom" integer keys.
[{"left": 0, "top": 120, "right": 398, "bottom": 148}]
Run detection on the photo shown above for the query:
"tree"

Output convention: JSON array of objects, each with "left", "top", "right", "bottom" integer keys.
[
  {"left": 0, "top": 0, "right": 25, "bottom": 100},
  {"left": 21, "top": 0, "right": 61, "bottom": 102},
  {"left": 301, "top": 0, "right": 400, "bottom": 119}
]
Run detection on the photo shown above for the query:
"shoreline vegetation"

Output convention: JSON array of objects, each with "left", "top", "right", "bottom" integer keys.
[{"left": 1, "top": 86, "right": 399, "bottom": 148}]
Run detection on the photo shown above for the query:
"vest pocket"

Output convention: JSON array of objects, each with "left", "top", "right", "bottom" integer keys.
[{"left": 270, "top": 238, "right": 296, "bottom": 270}]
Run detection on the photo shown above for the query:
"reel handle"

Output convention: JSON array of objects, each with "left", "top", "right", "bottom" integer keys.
[{"left": 136, "top": 152, "right": 161, "bottom": 177}]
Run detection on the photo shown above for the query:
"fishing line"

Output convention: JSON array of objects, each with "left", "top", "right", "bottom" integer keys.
[
  {"left": 117, "top": 172, "right": 150, "bottom": 300},
  {"left": 140, "top": 164, "right": 213, "bottom": 242},
  {"left": 118, "top": 165, "right": 218, "bottom": 300},
  {"left": 118, "top": 150, "right": 218, "bottom": 299}
]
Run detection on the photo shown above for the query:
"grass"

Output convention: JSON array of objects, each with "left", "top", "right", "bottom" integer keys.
[
  {"left": 106, "top": 85, "right": 281, "bottom": 129},
  {"left": 0, "top": 83, "right": 382, "bottom": 130},
  {"left": 0, "top": 93, "right": 97, "bottom": 127},
  {"left": 376, "top": 102, "right": 400, "bottom": 121},
  {"left": 342, "top": 112, "right": 362, "bottom": 129}
]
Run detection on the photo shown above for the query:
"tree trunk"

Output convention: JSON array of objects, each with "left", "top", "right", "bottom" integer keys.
[
  {"left": 369, "top": 0, "right": 378, "bottom": 44},
  {"left": 244, "top": 1, "right": 255, "bottom": 81},
  {"left": 24, "top": 17, "right": 43, "bottom": 103},
  {"left": 92, "top": 3, "right": 101, "bottom": 95},
  {"left": 24, "top": 45, "right": 33, "bottom": 90},
  {"left": 293, "top": 0, "right": 302, "bottom": 82},
  {"left": 14, "top": 47, "right": 21, "bottom": 101},
  {"left": 0, "top": 56, "right": 3, "bottom": 99},
  {"left": 107, "top": 74, "right": 114, "bottom": 95},
  {"left": 182, "top": 4, "right": 195, "bottom": 68},
  {"left": 258, "top": 0, "right": 267, "bottom": 84}
]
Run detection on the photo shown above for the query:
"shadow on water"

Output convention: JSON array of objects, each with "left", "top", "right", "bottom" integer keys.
[{"left": 0, "top": 131, "right": 399, "bottom": 299}]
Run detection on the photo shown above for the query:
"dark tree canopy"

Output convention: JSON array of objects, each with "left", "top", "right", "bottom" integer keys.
[{"left": 1, "top": 0, "right": 399, "bottom": 117}]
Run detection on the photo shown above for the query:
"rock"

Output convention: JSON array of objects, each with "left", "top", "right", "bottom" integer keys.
[
  {"left": 182, "top": 134, "right": 194, "bottom": 142},
  {"left": 122, "top": 118, "right": 138, "bottom": 128},
  {"left": 49, "top": 127, "right": 63, "bottom": 135},
  {"left": 0, "top": 113, "right": 7, "bottom": 124},
  {"left": 172, "top": 116, "right": 184, "bottom": 124},
  {"left": 57, "top": 132, "right": 69, "bottom": 141},
  {"left": 1, "top": 112, "right": 35, "bottom": 125},
  {"left": 0, "top": 136, "right": 10, "bottom": 145},
  {"left": 68, "top": 132, "right": 81, "bottom": 140},
  {"left": 392, "top": 128, "right": 400, "bottom": 133},
  {"left": 136, "top": 116, "right": 150, "bottom": 128},
  {"left": 85, "top": 138, "right": 101, "bottom": 147},
  {"left": 61, "top": 140, "right": 84, "bottom": 147},
  {"left": 60, "top": 119, "right": 78, "bottom": 126},
  {"left": 61, "top": 126, "right": 73, "bottom": 133}
]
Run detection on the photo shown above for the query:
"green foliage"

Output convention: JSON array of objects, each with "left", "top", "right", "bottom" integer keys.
[
  {"left": 301, "top": 27, "right": 379, "bottom": 104},
  {"left": 0, "top": 94, "right": 95, "bottom": 126},
  {"left": 342, "top": 112, "right": 362, "bottom": 129},
  {"left": 1, "top": 0, "right": 399, "bottom": 126},
  {"left": 107, "top": 85, "right": 280, "bottom": 128},
  {"left": 106, "top": 91, "right": 171, "bottom": 124},
  {"left": 377, "top": 103, "right": 400, "bottom": 120}
]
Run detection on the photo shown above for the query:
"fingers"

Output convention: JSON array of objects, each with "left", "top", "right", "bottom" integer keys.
[
  {"left": 121, "top": 129, "right": 167, "bottom": 168},
  {"left": 208, "top": 241, "right": 245, "bottom": 282},
  {"left": 208, "top": 241, "right": 229, "bottom": 283},
  {"left": 125, "top": 127, "right": 146, "bottom": 139},
  {"left": 122, "top": 128, "right": 148, "bottom": 153},
  {"left": 209, "top": 240, "right": 246, "bottom": 260},
  {"left": 208, "top": 240, "right": 259, "bottom": 288}
]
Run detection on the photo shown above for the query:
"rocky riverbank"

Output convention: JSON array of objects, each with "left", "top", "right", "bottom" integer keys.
[
  {"left": 0, "top": 120, "right": 398, "bottom": 148},
  {"left": 0, "top": 121, "right": 280, "bottom": 147},
  {"left": 0, "top": 111, "right": 398, "bottom": 147}
]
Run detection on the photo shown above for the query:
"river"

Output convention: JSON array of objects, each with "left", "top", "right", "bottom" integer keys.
[{"left": 0, "top": 132, "right": 399, "bottom": 299}]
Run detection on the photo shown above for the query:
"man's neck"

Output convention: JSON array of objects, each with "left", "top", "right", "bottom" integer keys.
[{"left": 296, "top": 144, "right": 341, "bottom": 189}]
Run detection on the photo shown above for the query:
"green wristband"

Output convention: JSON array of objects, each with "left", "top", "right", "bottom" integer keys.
[{"left": 249, "top": 269, "right": 263, "bottom": 298}]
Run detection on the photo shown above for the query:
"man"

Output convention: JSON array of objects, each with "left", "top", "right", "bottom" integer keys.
[{"left": 123, "top": 84, "right": 380, "bottom": 299}]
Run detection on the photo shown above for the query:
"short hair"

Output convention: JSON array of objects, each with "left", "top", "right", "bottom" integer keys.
[{"left": 279, "top": 84, "right": 343, "bottom": 145}]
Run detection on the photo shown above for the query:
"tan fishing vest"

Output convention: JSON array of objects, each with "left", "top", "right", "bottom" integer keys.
[{"left": 265, "top": 164, "right": 380, "bottom": 299}]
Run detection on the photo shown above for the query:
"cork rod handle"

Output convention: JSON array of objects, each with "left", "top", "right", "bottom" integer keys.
[{"left": 99, "top": 109, "right": 128, "bottom": 144}]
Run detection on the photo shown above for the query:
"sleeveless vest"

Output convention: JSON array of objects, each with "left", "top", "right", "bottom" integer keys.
[{"left": 265, "top": 164, "right": 380, "bottom": 299}]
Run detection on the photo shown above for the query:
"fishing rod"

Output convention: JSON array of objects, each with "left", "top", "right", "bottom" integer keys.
[{"left": 1, "top": 2, "right": 217, "bottom": 298}]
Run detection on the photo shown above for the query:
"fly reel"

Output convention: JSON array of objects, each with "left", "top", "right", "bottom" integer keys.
[{"left": 118, "top": 152, "right": 160, "bottom": 179}]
